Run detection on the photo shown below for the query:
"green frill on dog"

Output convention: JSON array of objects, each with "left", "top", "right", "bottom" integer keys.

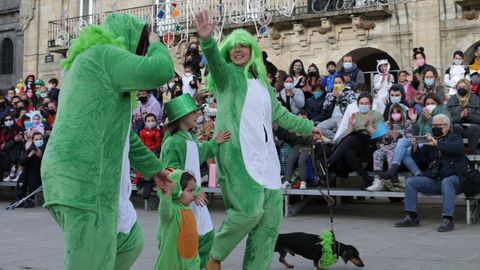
[{"left": 318, "top": 230, "right": 338, "bottom": 268}]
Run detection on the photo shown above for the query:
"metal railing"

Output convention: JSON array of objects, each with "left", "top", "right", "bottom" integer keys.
[{"left": 47, "top": 0, "right": 409, "bottom": 49}]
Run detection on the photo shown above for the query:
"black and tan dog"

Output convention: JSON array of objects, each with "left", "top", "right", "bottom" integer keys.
[{"left": 274, "top": 232, "right": 365, "bottom": 270}]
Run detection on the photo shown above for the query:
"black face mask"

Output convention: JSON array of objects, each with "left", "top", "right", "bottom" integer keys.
[
  {"left": 328, "top": 69, "right": 336, "bottom": 75},
  {"left": 190, "top": 48, "right": 198, "bottom": 54},
  {"left": 308, "top": 71, "right": 317, "bottom": 77},
  {"left": 457, "top": 88, "right": 468, "bottom": 97},
  {"left": 432, "top": 126, "right": 444, "bottom": 138},
  {"left": 48, "top": 109, "right": 56, "bottom": 115},
  {"left": 138, "top": 96, "right": 148, "bottom": 103}
]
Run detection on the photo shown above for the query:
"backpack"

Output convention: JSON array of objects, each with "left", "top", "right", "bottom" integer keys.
[{"left": 460, "top": 168, "right": 480, "bottom": 198}]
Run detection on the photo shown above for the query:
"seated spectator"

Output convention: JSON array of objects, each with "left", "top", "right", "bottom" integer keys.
[
  {"left": 279, "top": 75, "right": 305, "bottom": 115},
  {"left": 382, "top": 84, "right": 410, "bottom": 120},
  {"left": 417, "top": 67, "right": 446, "bottom": 102},
  {"left": 0, "top": 93, "right": 14, "bottom": 120},
  {"left": 398, "top": 70, "right": 415, "bottom": 105},
  {"left": 26, "top": 88, "right": 40, "bottom": 108},
  {"left": 379, "top": 93, "right": 449, "bottom": 180},
  {"left": 134, "top": 90, "right": 162, "bottom": 129},
  {"left": 395, "top": 114, "right": 468, "bottom": 232},
  {"left": 17, "top": 132, "right": 46, "bottom": 208},
  {"left": 48, "top": 78, "right": 61, "bottom": 101},
  {"left": 328, "top": 93, "right": 384, "bottom": 188},
  {"left": 321, "top": 61, "right": 337, "bottom": 92},
  {"left": 181, "top": 64, "right": 200, "bottom": 97},
  {"left": 44, "top": 101, "right": 57, "bottom": 130},
  {"left": 19, "top": 94, "right": 35, "bottom": 111},
  {"left": 411, "top": 47, "right": 435, "bottom": 91},
  {"left": 24, "top": 74, "right": 36, "bottom": 94},
  {"left": 304, "top": 83, "right": 327, "bottom": 123},
  {"left": 0, "top": 114, "right": 23, "bottom": 180},
  {"left": 303, "top": 63, "right": 322, "bottom": 98},
  {"left": 274, "top": 70, "right": 288, "bottom": 93},
  {"left": 333, "top": 83, "right": 380, "bottom": 143},
  {"left": 10, "top": 96, "right": 21, "bottom": 110},
  {"left": 6, "top": 87, "right": 15, "bottom": 103},
  {"left": 24, "top": 111, "right": 45, "bottom": 144},
  {"left": 447, "top": 79, "right": 480, "bottom": 154},
  {"left": 274, "top": 110, "right": 313, "bottom": 190},
  {"left": 468, "top": 44, "right": 480, "bottom": 95},
  {"left": 317, "top": 75, "right": 356, "bottom": 140},
  {"left": 367, "top": 104, "right": 413, "bottom": 191},
  {"left": 373, "top": 59, "right": 394, "bottom": 102},
  {"left": 140, "top": 113, "right": 163, "bottom": 156},
  {"left": 289, "top": 59, "right": 307, "bottom": 89},
  {"left": 444, "top": 51, "right": 470, "bottom": 96},
  {"left": 337, "top": 54, "right": 365, "bottom": 88}
]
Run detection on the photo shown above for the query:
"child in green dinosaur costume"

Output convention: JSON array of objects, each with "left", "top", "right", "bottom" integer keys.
[
  {"left": 41, "top": 13, "right": 173, "bottom": 270},
  {"left": 194, "top": 11, "right": 320, "bottom": 270},
  {"left": 157, "top": 94, "right": 230, "bottom": 269},
  {"left": 154, "top": 169, "right": 202, "bottom": 270}
]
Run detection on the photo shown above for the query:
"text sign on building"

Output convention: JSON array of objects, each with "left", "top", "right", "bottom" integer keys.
[{"left": 45, "top": 54, "right": 54, "bottom": 63}]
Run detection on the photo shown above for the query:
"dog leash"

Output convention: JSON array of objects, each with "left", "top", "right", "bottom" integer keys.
[{"left": 311, "top": 140, "right": 339, "bottom": 258}]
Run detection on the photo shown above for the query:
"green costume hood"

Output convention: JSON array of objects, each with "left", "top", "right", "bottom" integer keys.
[
  {"left": 61, "top": 13, "right": 146, "bottom": 70},
  {"left": 168, "top": 169, "right": 184, "bottom": 201}
]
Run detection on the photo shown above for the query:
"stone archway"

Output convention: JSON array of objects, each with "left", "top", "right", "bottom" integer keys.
[
  {"left": 464, "top": 41, "right": 480, "bottom": 65},
  {"left": 338, "top": 47, "right": 401, "bottom": 90}
]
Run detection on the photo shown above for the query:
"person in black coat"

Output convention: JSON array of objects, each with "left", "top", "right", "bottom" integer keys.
[
  {"left": 17, "top": 132, "right": 46, "bottom": 207},
  {"left": 304, "top": 83, "right": 328, "bottom": 124}
]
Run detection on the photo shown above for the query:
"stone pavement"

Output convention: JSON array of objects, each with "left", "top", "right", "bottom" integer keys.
[{"left": 1, "top": 196, "right": 480, "bottom": 270}]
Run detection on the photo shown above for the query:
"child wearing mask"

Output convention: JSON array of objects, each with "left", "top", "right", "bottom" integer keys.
[
  {"left": 24, "top": 111, "right": 45, "bottom": 144},
  {"left": 154, "top": 170, "right": 201, "bottom": 270},
  {"left": 398, "top": 70, "right": 415, "bottom": 105},
  {"left": 367, "top": 104, "right": 413, "bottom": 191},
  {"left": 159, "top": 94, "right": 230, "bottom": 269},
  {"left": 18, "top": 132, "right": 45, "bottom": 207}
]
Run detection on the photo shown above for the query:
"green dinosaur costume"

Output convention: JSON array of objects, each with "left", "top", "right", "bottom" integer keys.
[
  {"left": 41, "top": 13, "right": 174, "bottom": 269},
  {"left": 158, "top": 94, "right": 217, "bottom": 269},
  {"left": 155, "top": 169, "right": 201, "bottom": 270},
  {"left": 201, "top": 30, "right": 314, "bottom": 269}
]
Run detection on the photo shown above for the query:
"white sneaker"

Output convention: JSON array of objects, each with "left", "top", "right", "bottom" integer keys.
[
  {"left": 299, "top": 181, "right": 307, "bottom": 189},
  {"left": 282, "top": 181, "right": 291, "bottom": 189},
  {"left": 366, "top": 176, "right": 384, "bottom": 191},
  {"left": 3, "top": 176, "right": 11, "bottom": 182}
]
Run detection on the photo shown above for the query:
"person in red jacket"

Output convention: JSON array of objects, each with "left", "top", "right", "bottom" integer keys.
[{"left": 133, "top": 113, "right": 165, "bottom": 190}]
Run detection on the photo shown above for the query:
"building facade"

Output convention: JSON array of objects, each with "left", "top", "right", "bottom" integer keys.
[
  {"left": 0, "top": 0, "right": 24, "bottom": 91},
  {"left": 22, "top": 0, "right": 480, "bottom": 88}
]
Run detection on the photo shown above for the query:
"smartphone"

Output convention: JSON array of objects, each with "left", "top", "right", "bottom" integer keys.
[{"left": 415, "top": 136, "right": 426, "bottom": 144}]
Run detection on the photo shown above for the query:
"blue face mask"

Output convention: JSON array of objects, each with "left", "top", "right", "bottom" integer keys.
[
  {"left": 424, "top": 79, "right": 435, "bottom": 87},
  {"left": 313, "top": 92, "right": 322, "bottom": 99},
  {"left": 358, "top": 104, "right": 370, "bottom": 114},
  {"left": 284, "top": 83, "right": 294, "bottom": 90},
  {"left": 343, "top": 62, "right": 353, "bottom": 70},
  {"left": 390, "top": 96, "right": 401, "bottom": 104},
  {"left": 34, "top": 140, "right": 44, "bottom": 148}
]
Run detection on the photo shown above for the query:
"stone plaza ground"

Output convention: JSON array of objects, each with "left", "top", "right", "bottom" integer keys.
[{"left": 1, "top": 195, "right": 480, "bottom": 270}]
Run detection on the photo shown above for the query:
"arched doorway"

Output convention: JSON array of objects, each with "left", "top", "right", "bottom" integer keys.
[
  {"left": 338, "top": 47, "right": 400, "bottom": 90},
  {"left": 464, "top": 41, "right": 480, "bottom": 66}
]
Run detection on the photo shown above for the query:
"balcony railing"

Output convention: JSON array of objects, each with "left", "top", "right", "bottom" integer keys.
[{"left": 48, "top": 0, "right": 407, "bottom": 52}]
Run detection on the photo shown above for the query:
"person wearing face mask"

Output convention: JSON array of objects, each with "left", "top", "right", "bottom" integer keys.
[
  {"left": 24, "top": 111, "right": 45, "bottom": 146},
  {"left": 47, "top": 78, "right": 60, "bottom": 101},
  {"left": 303, "top": 63, "right": 322, "bottom": 98},
  {"left": 398, "top": 70, "right": 415, "bottom": 105},
  {"left": 24, "top": 74, "right": 37, "bottom": 93},
  {"left": 0, "top": 93, "right": 14, "bottom": 120},
  {"left": 382, "top": 84, "right": 410, "bottom": 121},
  {"left": 0, "top": 114, "right": 22, "bottom": 180},
  {"left": 43, "top": 101, "right": 57, "bottom": 131},
  {"left": 289, "top": 59, "right": 307, "bottom": 89},
  {"left": 447, "top": 79, "right": 480, "bottom": 154},
  {"left": 327, "top": 93, "right": 384, "bottom": 188},
  {"left": 379, "top": 93, "right": 450, "bottom": 181},
  {"left": 317, "top": 75, "right": 357, "bottom": 140},
  {"left": 337, "top": 55, "right": 365, "bottom": 88},
  {"left": 279, "top": 75, "right": 305, "bottom": 115},
  {"left": 373, "top": 59, "right": 394, "bottom": 102},
  {"left": 469, "top": 44, "right": 480, "bottom": 95},
  {"left": 367, "top": 104, "right": 413, "bottom": 191},
  {"left": 321, "top": 61, "right": 337, "bottom": 92},
  {"left": 444, "top": 51, "right": 470, "bottom": 96},
  {"left": 411, "top": 47, "right": 435, "bottom": 91},
  {"left": 182, "top": 65, "right": 198, "bottom": 97},
  {"left": 394, "top": 114, "right": 468, "bottom": 232},
  {"left": 418, "top": 67, "right": 446, "bottom": 102},
  {"left": 133, "top": 90, "right": 162, "bottom": 129},
  {"left": 184, "top": 42, "right": 203, "bottom": 77},
  {"left": 304, "top": 84, "right": 328, "bottom": 123},
  {"left": 17, "top": 132, "right": 46, "bottom": 208}
]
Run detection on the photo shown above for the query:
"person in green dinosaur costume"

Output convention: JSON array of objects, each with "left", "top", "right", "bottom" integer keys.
[
  {"left": 158, "top": 94, "right": 230, "bottom": 269},
  {"left": 41, "top": 13, "right": 174, "bottom": 270},
  {"left": 154, "top": 169, "right": 202, "bottom": 270},
  {"left": 193, "top": 11, "right": 321, "bottom": 270}
]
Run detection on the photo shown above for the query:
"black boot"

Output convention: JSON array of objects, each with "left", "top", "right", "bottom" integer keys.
[{"left": 379, "top": 163, "right": 400, "bottom": 180}]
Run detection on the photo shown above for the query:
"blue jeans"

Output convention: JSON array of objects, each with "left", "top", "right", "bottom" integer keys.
[
  {"left": 404, "top": 175, "right": 461, "bottom": 217},
  {"left": 391, "top": 138, "right": 421, "bottom": 175}
]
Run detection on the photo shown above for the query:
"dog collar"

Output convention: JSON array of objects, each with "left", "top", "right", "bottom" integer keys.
[{"left": 317, "top": 230, "right": 338, "bottom": 268}]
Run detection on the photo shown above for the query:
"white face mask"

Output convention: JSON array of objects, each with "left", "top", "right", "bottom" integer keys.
[
  {"left": 145, "top": 122, "right": 157, "bottom": 129},
  {"left": 426, "top": 104, "right": 437, "bottom": 113},
  {"left": 168, "top": 82, "right": 175, "bottom": 88},
  {"left": 284, "top": 82, "right": 294, "bottom": 90},
  {"left": 185, "top": 72, "right": 192, "bottom": 77},
  {"left": 453, "top": 59, "right": 463, "bottom": 65}
]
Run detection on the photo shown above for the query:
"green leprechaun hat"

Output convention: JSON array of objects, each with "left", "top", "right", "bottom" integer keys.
[{"left": 164, "top": 94, "right": 202, "bottom": 123}]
